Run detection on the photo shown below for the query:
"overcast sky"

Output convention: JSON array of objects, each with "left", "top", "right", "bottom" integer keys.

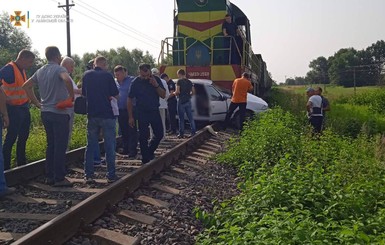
[{"left": 2, "top": 0, "right": 384, "bottom": 83}]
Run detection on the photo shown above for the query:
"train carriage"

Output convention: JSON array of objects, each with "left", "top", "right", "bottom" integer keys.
[{"left": 158, "top": 0, "right": 272, "bottom": 97}]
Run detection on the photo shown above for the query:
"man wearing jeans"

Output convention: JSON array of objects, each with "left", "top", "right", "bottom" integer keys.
[
  {"left": 82, "top": 56, "right": 119, "bottom": 184},
  {"left": 127, "top": 64, "right": 166, "bottom": 164},
  {"left": 23, "top": 46, "right": 74, "bottom": 187},
  {"left": 175, "top": 69, "right": 196, "bottom": 138},
  {"left": 114, "top": 65, "right": 137, "bottom": 158},
  {"left": 0, "top": 50, "right": 35, "bottom": 170}
]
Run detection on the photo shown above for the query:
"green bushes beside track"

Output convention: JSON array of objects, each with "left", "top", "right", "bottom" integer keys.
[
  {"left": 196, "top": 108, "right": 385, "bottom": 244},
  {"left": 9, "top": 107, "right": 87, "bottom": 165}
]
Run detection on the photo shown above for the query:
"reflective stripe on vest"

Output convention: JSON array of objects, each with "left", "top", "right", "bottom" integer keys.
[
  {"left": 1, "top": 62, "right": 29, "bottom": 106},
  {"left": 313, "top": 107, "right": 322, "bottom": 115},
  {"left": 6, "top": 94, "right": 29, "bottom": 100}
]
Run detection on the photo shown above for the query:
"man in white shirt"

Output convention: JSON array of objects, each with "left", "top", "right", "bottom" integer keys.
[
  {"left": 60, "top": 57, "right": 82, "bottom": 149},
  {"left": 306, "top": 87, "right": 323, "bottom": 134},
  {"left": 151, "top": 68, "right": 169, "bottom": 138}
]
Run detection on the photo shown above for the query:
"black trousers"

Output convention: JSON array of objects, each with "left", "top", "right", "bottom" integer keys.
[
  {"left": 118, "top": 109, "right": 138, "bottom": 156},
  {"left": 3, "top": 105, "right": 30, "bottom": 170},
  {"left": 137, "top": 110, "right": 164, "bottom": 163},
  {"left": 309, "top": 116, "right": 323, "bottom": 134},
  {"left": 167, "top": 101, "right": 178, "bottom": 133},
  {"left": 225, "top": 102, "right": 247, "bottom": 130},
  {"left": 41, "top": 112, "right": 69, "bottom": 182}
]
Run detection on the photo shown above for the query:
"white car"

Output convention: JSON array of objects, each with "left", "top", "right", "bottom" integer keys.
[{"left": 177, "top": 79, "right": 268, "bottom": 128}]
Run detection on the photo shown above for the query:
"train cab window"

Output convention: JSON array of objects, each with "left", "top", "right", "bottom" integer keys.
[{"left": 206, "top": 85, "right": 222, "bottom": 101}]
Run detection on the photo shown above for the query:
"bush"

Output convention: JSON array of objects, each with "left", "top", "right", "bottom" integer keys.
[
  {"left": 9, "top": 108, "right": 88, "bottom": 165},
  {"left": 217, "top": 108, "right": 301, "bottom": 178},
  {"left": 196, "top": 108, "right": 385, "bottom": 244},
  {"left": 327, "top": 103, "right": 385, "bottom": 137},
  {"left": 348, "top": 89, "right": 385, "bottom": 114},
  {"left": 269, "top": 87, "right": 385, "bottom": 138}
]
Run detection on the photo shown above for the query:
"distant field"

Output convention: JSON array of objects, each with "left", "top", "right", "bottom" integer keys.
[
  {"left": 277, "top": 84, "right": 381, "bottom": 101},
  {"left": 270, "top": 84, "right": 385, "bottom": 137}
]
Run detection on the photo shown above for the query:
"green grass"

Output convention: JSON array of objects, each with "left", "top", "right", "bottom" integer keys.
[
  {"left": 196, "top": 108, "right": 385, "bottom": 244},
  {"left": 269, "top": 85, "right": 385, "bottom": 137},
  {"left": 8, "top": 108, "right": 88, "bottom": 166},
  {"left": 277, "top": 84, "right": 381, "bottom": 102}
]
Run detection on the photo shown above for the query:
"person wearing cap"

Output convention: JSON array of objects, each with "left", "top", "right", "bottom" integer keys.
[
  {"left": 315, "top": 87, "right": 330, "bottom": 129},
  {"left": 86, "top": 59, "right": 94, "bottom": 70},
  {"left": 0, "top": 49, "right": 35, "bottom": 170},
  {"left": 127, "top": 64, "right": 166, "bottom": 164},
  {"left": 151, "top": 68, "right": 169, "bottom": 139},
  {"left": 23, "top": 46, "right": 74, "bottom": 187},
  {"left": 224, "top": 72, "right": 253, "bottom": 131},
  {"left": 306, "top": 87, "right": 323, "bottom": 134},
  {"left": 161, "top": 73, "right": 178, "bottom": 134}
]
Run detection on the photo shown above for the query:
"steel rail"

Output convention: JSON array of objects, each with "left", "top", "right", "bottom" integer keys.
[{"left": 12, "top": 125, "right": 214, "bottom": 245}]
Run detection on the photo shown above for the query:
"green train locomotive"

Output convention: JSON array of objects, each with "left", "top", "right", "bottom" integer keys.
[{"left": 158, "top": 0, "right": 272, "bottom": 96}]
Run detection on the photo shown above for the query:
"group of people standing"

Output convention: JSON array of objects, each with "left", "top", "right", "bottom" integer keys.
[{"left": 0, "top": 47, "right": 197, "bottom": 193}]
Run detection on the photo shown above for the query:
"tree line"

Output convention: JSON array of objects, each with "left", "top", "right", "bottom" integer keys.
[
  {"left": 285, "top": 40, "right": 385, "bottom": 87},
  {"left": 0, "top": 13, "right": 155, "bottom": 85}
]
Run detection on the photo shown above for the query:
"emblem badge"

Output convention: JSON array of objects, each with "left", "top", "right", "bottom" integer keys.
[{"left": 195, "top": 0, "right": 208, "bottom": 7}]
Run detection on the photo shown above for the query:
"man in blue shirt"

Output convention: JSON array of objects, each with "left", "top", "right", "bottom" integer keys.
[
  {"left": 0, "top": 80, "right": 15, "bottom": 197},
  {"left": 114, "top": 65, "right": 137, "bottom": 158},
  {"left": 82, "top": 56, "right": 119, "bottom": 184},
  {"left": 127, "top": 64, "right": 166, "bottom": 164}
]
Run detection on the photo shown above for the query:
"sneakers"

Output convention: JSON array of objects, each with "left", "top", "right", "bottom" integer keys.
[
  {"left": 142, "top": 153, "right": 155, "bottom": 164},
  {"left": 187, "top": 133, "right": 196, "bottom": 138},
  {"left": 128, "top": 154, "right": 138, "bottom": 160},
  {"left": 53, "top": 178, "right": 73, "bottom": 187},
  {"left": 0, "top": 187, "right": 16, "bottom": 198},
  {"left": 142, "top": 158, "right": 151, "bottom": 164},
  {"left": 107, "top": 175, "right": 119, "bottom": 183},
  {"left": 167, "top": 130, "right": 177, "bottom": 135},
  {"left": 177, "top": 134, "right": 184, "bottom": 139},
  {"left": 84, "top": 177, "right": 96, "bottom": 184},
  {"left": 94, "top": 158, "right": 106, "bottom": 166},
  {"left": 44, "top": 178, "right": 55, "bottom": 185}
]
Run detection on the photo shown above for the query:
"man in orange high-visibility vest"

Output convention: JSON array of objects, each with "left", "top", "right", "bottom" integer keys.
[{"left": 0, "top": 50, "right": 35, "bottom": 170}]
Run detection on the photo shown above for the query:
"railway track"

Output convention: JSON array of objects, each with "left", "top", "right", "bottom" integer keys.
[{"left": 0, "top": 125, "right": 236, "bottom": 244}]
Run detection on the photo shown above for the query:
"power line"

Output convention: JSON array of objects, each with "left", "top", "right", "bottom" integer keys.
[
  {"left": 49, "top": 0, "right": 159, "bottom": 50},
  {"left": 70, "top": 8, "right": 159, "bottom": 49},
  {"left": 58, "top": 0, "right": 75, "bottom": 57},
  {"left": 76, "top": 0, "right": 159, "bottom": 44}
]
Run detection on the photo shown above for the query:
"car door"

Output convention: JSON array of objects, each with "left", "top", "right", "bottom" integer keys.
[
  {"left": 205, "top": 85, "right": 228, "bottom": 121},
  {"left": 191, "top": 83, "right": 210, "bottom": 121}
]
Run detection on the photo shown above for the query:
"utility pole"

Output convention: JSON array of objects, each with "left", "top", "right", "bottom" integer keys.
[
  {"left": 353, "top": 67, "right": 356, "bottom": 96},
  {"left": 58, "top": 0, "right": 75, "bottom": 57}
]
